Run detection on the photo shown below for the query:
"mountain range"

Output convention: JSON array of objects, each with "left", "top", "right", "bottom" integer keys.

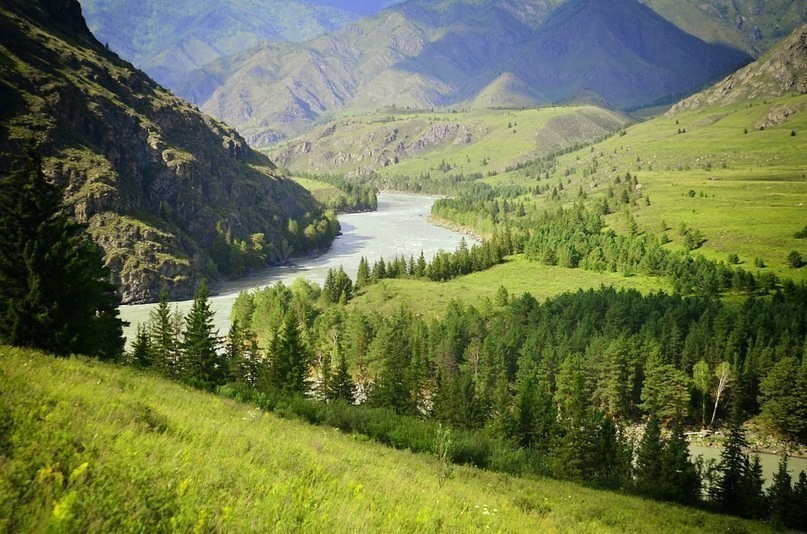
[
  {"left": 0, "top": 0, "right": 328, "bottom": 303},
  {"left": 79, "top": 0, "right": 405, "bottom": 91},
  {"left": 188, "top": 0, "right": 752, "bottom": 145}
]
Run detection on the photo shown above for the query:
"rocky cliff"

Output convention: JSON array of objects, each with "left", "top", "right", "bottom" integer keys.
[
  {"left": 667, "top": 24, "right": 807, "bottom": 115},
  {"left": 0, "top": 0, "right": 329, "bottom": 303}
]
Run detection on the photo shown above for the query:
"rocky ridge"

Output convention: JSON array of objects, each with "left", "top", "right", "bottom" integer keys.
[{"left": 0, "top": 0, "right": 327, "bottom": 303}]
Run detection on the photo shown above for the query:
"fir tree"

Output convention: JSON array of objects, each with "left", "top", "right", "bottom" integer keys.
[
  {"left": 181, "top": 280, "right": 222, "bottom": 390},
  {"left": 0, "top": 148, "right": 124, "bottom": 358},
  {"left": 355, "top": 256, "right": 370, "bottom": 289},
  {"left": 768, "top": 452, "right": 792, "bottom": 527},
  {"left": 659, "top": 421, "right": 701, "bottom": 505},
  {"left": 149, "top": 290, "right": 180, "bottom": 375},
  {"left": 635, "top": 415, "right": 663, "bottom": 495},
  {"left": 329, "top": 349, "right": 356, "bottom": 403},
  {"left": 268, "top": 311, "right": 310, "bottom": 393},
  {"left": 711, "top": 399, "right": 749, "bottom": 515},
  {"left": 130, "top": 323, "right": 152, "bottom": 368}
]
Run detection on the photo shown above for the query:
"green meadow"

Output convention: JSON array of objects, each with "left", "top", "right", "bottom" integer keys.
[
  {"left": 477, "top": 94, "right": 807, "bottom": 283},
  {"left": 349, "top": 254, "right": 670, "bottom": 317},
  {"left": 0, "top": 347, "right": 773, "bottom": 533}
]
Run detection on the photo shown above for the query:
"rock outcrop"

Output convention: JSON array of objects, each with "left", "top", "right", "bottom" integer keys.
[{"left": 0, "top": 0, "right": 327, "bottom": 303}]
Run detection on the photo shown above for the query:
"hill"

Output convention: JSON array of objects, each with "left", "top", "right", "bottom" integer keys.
[
  {"left": 192, "top": 0, "right": 750, "bottom": 145},
  {"left": 269, "top": 106, "right": 630, "bottom": 176},
  {"left": 0, "top": 346, "right": 772, "bottom": 532},
  {"left": 0, "top": 0, "right": 331, "bottom": 303},
  {"left": 667, "top": 24, "right": 807, "bottom": 114},
  {"left": 431, "top": 23, "right": 807, "bottom": 283},
  {"left": 642, "top": 0, "right": 807, "bottom": 57},
  {"left": 77, "top": 0, "right": 404, "bottom": 91}
]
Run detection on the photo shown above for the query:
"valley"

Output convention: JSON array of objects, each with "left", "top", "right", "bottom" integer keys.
[{"left": 2, "top": 0, "right": 807, "bottom": 531}]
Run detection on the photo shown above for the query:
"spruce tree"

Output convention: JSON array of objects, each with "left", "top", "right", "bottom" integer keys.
[
  {"left": 0, "top": 148, "right": 124, "bottom": 358},
  {"left": 659, "top": 421, "right": 701, "bottom": 505},
  {"left": 181, "top": 280, "right": 222, "bottom": 390},
  {"left": 268, "top": 311, "right": 310, "bottom": 393},
  {"left": 130, "top": 323, "right": 152, "bottom": 368},
  {"left": 768, "top": 452, "right": 792, "bottom": 527},
  {"left": 149, "top": 290, "right": 180, "bottom": 376},
  {"left": 711, "top": 398, "right": 749, "bottom": 515},
  {"left": 635, "top": 415, "right": 663, "bottom": 496},
  {"left": 329, "top": 349, "right": 356, "bottom": 404}
]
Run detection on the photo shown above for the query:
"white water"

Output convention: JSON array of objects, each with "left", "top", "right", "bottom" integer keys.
[{"left": 118, "top": 192, "right": 474, "bottom": 341}]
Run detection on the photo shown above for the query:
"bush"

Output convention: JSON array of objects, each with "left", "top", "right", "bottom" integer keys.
[{"left": 787, "top": 250, "right": 803, "bottom": 268}]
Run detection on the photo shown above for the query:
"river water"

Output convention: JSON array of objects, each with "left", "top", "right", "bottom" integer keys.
[{"left": 118, "top": 192, "right": 473, "bottom": 340}]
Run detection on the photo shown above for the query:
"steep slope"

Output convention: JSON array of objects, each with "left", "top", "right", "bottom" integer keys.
[
  {"left": 0, "top": 0, "right": 329, "bottom": 303},
  {"left": 642, "top": 0, "right": 807, "bottom": 57},
  {"left": 194, "top": 0, "right": 750, "bottom": 145},
  {"left": 667, "top": 24, "right": 807, "bottom": 115},
  {"left": 0, "top": 347, "right": 771, "bottom": 532},
  {"left": 78, "top": 0, "right": 356, "bottom": 91}
]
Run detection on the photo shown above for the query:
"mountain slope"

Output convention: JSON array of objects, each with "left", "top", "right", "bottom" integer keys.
[
  {"left": 667, "top": 24, "right": 807, "bottom": 115},
  {"left": 194, "top": 0, "right": 750, "bottom": 145},
  {"left": 642, "top": 0, "right": 807, "bottom": 57},
  {"left": 269, "top": 106, "right": 630, "bottom": 176},
  {"left": 78, "top": 0, "right": 405, "bottom": 91},
  {"left": 0, "top": 0, "right": 328, "bottom": 303},
  {"left": 0, "top": 346, "right": 772, "bottom": 532}
]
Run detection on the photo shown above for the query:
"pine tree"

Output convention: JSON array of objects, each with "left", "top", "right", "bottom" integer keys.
[
  {"left": 130, "top": 323, "right": 152, "bottom": 367},
  {"left": 768, "top": 452, "right": 792, "bottom": 527},
  {"left": 148, "top": 290, "right": 180, "bottom": 375},
  {"left": 635, "top": 415, "right": 663, "bottom": 496},
  {"left": 329, "top": 349, "right": 356, "bottom": 403},
  {"left": 0, "top": 148, "right": 124, "bottom": 358},
  {"left": 181, "top": 280, "right": 222, "bottom": 390}
]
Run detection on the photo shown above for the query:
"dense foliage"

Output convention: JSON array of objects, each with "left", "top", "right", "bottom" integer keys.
[{"left": 0, "top": 150, "right": 124, "bottom": 358}]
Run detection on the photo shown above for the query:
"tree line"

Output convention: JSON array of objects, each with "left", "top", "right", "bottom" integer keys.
[{"left": 129, "top": 267, "right": 806, "bottom": 527}]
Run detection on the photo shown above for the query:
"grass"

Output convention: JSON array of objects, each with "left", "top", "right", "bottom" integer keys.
[
  {"left": 481, "top": 94, "right": 807, "bottom": 284},
  {"left": 268, "top": 106, "right": 629, "bottom": 177},
  {"left": 0, "top": 346, "right": 772, "bottom": 532},
  {"left": 349, "top": 255, "right": 671, "bottom": 317}
]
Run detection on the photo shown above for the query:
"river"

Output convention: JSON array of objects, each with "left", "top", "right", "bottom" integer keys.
[
  {"left": 690, "top": 445, "right": 807, "bottom": 487},
  {"left": 118, "top": 192, "right": 474, "bottom": 341}
]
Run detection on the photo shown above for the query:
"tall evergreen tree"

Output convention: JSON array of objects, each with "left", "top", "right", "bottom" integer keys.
[
  {"left": 149, "top": 291, "right": 180, "bottom": 376},
  {"left": 328, "top": 348, "right": 356, "bottom": 403},
  {"left": 181, "top": 280, "right": 222, "bottom": 390},
  {"left": 711, "top": 399, "right": 749, "bottom": 515},
  {"left": 768, "top": 452, "right": 792, "bottom": 527},
  {"left": 267, "top": 311, "right": 310, "bottom": 394},
  {"left": 635, "top": 415, "right": 663, "bottom": 495},
  {"left": 0, "top": 148, "right": 124, "bottom": 358},
  {"left": 130, "top": 323, "right": 152, "bottom": 368},
  {"left": 659, "top": 421, "right": 701, "bottom": 506}
]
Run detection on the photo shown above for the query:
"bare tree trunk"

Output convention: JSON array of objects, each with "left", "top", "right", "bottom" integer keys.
[{"left": 709, "top": 362, "right": 731, "bottom": 427}]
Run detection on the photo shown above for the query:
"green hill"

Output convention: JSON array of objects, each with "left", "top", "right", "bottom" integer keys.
[
  {"left": 0, "top": 346, "right": 772, "bottom": 532},
  {"left": 269, "top": 106, "right": 631, "bottom": 176},
  {"left": 0, "top": 0, "right": 334, "bottom": 304}
]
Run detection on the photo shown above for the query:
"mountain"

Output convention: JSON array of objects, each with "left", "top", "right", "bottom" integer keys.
[
  {"left": 0, "top": 0, "right": 330, "bottom": 303},
  {"left": 78, "top": 0, "right": 404, "bottom": 91},
  {"left": 642, "top": 0, "right": 807, "bottom": 57},
  {"left": 667, "top": 24, "right": 807, "bottom": 115},
  {"left": 191, "top": 0, "right": 751, "bottom": 146}
]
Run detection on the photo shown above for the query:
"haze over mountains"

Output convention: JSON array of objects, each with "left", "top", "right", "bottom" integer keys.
[
  {"left": 80, "top": 0, "right": 806, "bottom": 147},
  {"left": 79, "top": 0, "right": 405, "bottom": 91}
]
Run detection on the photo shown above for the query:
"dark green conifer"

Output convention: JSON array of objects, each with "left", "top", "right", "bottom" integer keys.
[
  {"left": 0, "top": 148, "right": 124, "bottom": 358},
  {"left": 181, "top": 280, "right": 222, "bottom": 390}
]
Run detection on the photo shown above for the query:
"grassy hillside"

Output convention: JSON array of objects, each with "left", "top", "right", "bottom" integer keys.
[
  {"left": 514, "top": 93, "right": 807, "bottom": 283},
  {"left": 270, "top": 106, "right": 630, "bottom": 176},
  {"left": 349, "top": 254, "right": 671, "bottom": 317},
  {"left": 0, "top": 346, "right": 772, "bottom": 532}
]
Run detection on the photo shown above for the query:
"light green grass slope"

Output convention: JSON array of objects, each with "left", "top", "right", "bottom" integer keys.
[
  {"left": 494, "top": 93, "right": 807, "bottom": 284},
  {"left": 0, "top": 346, "right": 770, "bottom": 532}
]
